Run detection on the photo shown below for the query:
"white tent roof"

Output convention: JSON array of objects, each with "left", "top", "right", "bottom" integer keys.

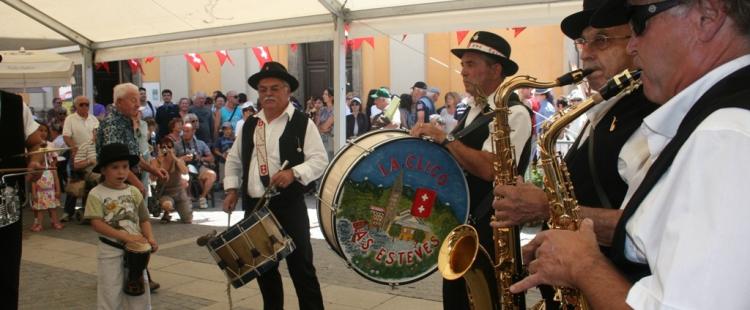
[
  {"left": 1, "top": 0, "right": 581, "bottom": 62},
  {"left": 0, "top": 48, "right": 74, "bottom": 87}
]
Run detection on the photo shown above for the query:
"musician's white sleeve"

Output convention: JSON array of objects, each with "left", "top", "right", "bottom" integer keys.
[
  {"left": 481, "top": 105, "right": 532, "bottom": 166},
  {"left": 223, "top": 124, "right": 244, "bottom": 191},
  {"left": 291, "top": 119, "right": 329, "bottom": 186}
]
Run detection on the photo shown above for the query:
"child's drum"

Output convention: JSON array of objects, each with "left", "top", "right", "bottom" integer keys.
[
  {"left": 206, "top": 206, "right": 295, "bottom": 288},
  {"left": 317, "top": 129, "right": 469, "bottom": 286}
]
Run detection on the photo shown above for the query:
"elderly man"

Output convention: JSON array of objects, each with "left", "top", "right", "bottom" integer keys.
[
  {"left": 62, "top": 96, "right": 100, "bottom": 221},
  {"left": 0, "top": 90, "right": 44, "bottom": 310},
  {"left": 189, "top": 91, "right": 214, "bottom": 145},
  {"left": 411, "top": 31, "right": 532, "bottom": 310},
  {"left": 512, "top": 0, "right": 750, "bottom": 308},
  {"left": 174, "top": 122, "right": 215, "bottom": 209},
  {"left": 369, "top": 88, "right": 401, "bottom": 130},
  {"left": 214, "top": 90, "right": 242, "bottom": 139},
  {"left": 97, "top": 83, "right": 167, "bottom": 195},
  {"left": 223, "top": 61, "right": 328, "bottom": 310}
]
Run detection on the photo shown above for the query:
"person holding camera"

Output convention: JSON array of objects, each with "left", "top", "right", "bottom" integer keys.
[
  {"left": 173, "top": 122, "right": 216, "bottom": 209},
  {"left": 150, "top": 137, "right": 191, "bottom": 223}
]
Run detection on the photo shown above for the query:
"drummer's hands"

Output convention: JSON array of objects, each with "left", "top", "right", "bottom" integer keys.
[
  {"left": 410, "top": 122, "right": 447, "bottom": 144},
  {"left": 271, "top": 169, "right": 295, "bottom": 189},
  {"left": 148, "top": 237, "right": 159, "bottom": 253},
  {"left": 223, "top": 189, "right": 238, "bottom": 214},
  {"left": 124, "top": 233, "right": 149, "bottom": 244},
  {"left": 491, "top": 178, "right": 550, "bottom": 228}
]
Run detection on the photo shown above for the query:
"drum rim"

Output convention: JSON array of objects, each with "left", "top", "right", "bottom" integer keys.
[{"left": 316, "top": 129, "right": 471, "bottom": 286}]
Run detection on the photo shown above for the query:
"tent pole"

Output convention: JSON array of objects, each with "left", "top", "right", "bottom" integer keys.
[
  {"left": 332, "top": 14, "right": 347, "bottom": 155},
  {"left": 81, "top": 46, "right": 95, "bottom": 108}
]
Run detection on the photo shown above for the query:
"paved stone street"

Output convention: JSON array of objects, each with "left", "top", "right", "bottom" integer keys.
[{"left": 19, "top": 193, "right": 540, "bottom": 309}]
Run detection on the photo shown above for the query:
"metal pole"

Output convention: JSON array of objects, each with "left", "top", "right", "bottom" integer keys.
[
  {"left": 81, "top": 46, "right": 95, "bottom": 111},
  {"left": 332, "top": 15, "right": 347, "bottom": 153}
]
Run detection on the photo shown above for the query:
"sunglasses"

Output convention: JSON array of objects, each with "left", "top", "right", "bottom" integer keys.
[
  {"left": 78, "top": 103, "right": 90, "bottom": 107},
  {"left": 574, "top": 34, "right": 631, "bottom": 51},
  {"left": 628, "top": 0, "right": 681, "bottom": 36}
]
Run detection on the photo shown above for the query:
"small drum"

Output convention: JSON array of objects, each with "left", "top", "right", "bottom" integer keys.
[
  {"left": 206, "top": 206, "right": 295, "bottom": 288},
  {"left": 318, "top": 129, "right": 470, "bottom": 285},
  {"left": 123, "top": 241, "right": 152, "bottom": 296},
  {"left": 0, "top": 184, "right": 21, "bottom": 228}
]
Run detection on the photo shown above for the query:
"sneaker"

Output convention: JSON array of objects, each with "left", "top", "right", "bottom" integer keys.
[
  {"left": 198, "top": 197, "right": 208, "bottom": 209},
  {"left": 60, "top": 213, "right": 70, "bottom": 223}
]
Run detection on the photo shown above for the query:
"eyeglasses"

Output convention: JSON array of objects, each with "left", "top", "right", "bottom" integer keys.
[
  {"left": 574, "top": 34, "right": 632, "bottom": 51},
  {"left": 78, "top": 103, "right": 90, "bottom": 107},
  {"left": 628, "top": 0, "right": 681, "bottom": 36}
]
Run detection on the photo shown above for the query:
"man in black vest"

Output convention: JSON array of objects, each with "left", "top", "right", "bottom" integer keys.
[
  {"left": 511, "top": 0, "right": 750, "bottom": 308},
  {"left": 0, "top": 88, "right": 44, "bottom": 310},
  {"left": 411, "top": 31, "right": 532, "bottom": 310},
  {"left": 491, "top": 0, "right": 658, "bottom": 292},
  {"left": 222, "top": 61, "right": 328, "bottom": 310}
]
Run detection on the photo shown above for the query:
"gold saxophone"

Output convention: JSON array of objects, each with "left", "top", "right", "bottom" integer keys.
[
  {"left": 537, "top": 69, "right": 641, "bottom": 309},
  {"left": 438, "top": 69, "right": 591, "bottom": 310}
]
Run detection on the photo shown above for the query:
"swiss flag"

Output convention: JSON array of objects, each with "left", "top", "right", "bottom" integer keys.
[
  {"left": 411, "top": 188, "right": 436, "bottom": 218},
  {"left": 127, "top": 59, "right": 145, "bottom": 75},
  {"left": 95, "top": 62, "right": 110, "bottom": 74},
  {"left": 185, "top": 53, "right": 210, "bottom": 72},
  {"left": 456, "top": 30, "right": 470, "bottom": 44},
  {"left": 144, "top": 56, "right": 155, "bottom": 63},
  {"left": 252, "top": 47, "right": 273, "bottom": 67},
  {"left": 215, "top": 50, "right": 234, "bottom": 66}
]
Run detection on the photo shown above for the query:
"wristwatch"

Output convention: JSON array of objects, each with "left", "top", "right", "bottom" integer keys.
[{"left": 441, "top": 134, "right": 456, "bottom": 146}]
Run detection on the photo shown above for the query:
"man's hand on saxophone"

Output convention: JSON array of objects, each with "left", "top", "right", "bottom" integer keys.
[{"left": 491, "top": 179, "right": 549, "bottom": 228}]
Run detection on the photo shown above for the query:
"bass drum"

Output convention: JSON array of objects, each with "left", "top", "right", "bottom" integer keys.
[{"left": 318, "top": 129, "right": 469, "bottom": 285}]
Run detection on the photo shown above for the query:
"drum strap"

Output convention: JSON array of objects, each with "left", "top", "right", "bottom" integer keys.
[
  {"left": 99, "top": 236, "right": 124, "bottom": 250},
  {"left": 255, "top": 119, "right": 270, "bottom": 187}
]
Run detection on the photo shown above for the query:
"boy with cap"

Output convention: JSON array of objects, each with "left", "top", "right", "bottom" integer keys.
[{"left": 84, "top": 143, "right": 157, "bottom": 309}]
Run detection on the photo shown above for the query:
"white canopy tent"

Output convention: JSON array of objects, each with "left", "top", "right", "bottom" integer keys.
[
  {"left": 0, "top": 48, "right": 74, "bottom": 88},
  {"left": 0, "top": 0, "right": 581, "bottom": 149}
]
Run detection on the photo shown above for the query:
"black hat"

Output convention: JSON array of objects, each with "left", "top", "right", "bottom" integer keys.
[
  {"left": 247, "top": 61, "right": 299, "bottom": 92},
  {"left": 590, "top": 0, "right": 629, "bottom": 29},
  {"left": 561, "top": 0, "right": 630, "bottom": 39},
  {"left": 93, "top": 143, "right": 140, "bottom": 173},
  {"left": 451, "top": 31, "right": 519, "bottom": 76},
  {"left": 411, "top": 81, "right": 427, "bottom": 90}
]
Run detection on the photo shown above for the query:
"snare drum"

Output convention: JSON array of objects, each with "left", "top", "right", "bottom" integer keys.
[
  {"left": 0, "top": 184, "right": 20, "bottom": 228},
  {"left": 123, "top": 241, "right": 151, "bottom": 296},
  {"left": 206, "top": 206, "right": 295, "bottom": 288},
  {"left": 317, "top": 130, "right": 469, "bottom": 285}
]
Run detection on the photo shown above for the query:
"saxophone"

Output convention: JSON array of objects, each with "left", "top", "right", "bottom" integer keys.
[
  {"left": 438, "top": 69, "right": 591, "bottom": 310},
  {"left": 537, "top": 69, "right": 641, "bottom": 309}
]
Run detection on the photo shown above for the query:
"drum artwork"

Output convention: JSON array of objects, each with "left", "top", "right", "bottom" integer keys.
[
  {"left": 205, "top": 205, "right": 295, "bottom": 288},
  {"left": 318, "top": 130, "right": 469, "bottom": 285}
]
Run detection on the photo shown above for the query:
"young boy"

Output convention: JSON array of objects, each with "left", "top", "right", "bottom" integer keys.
[
  {"left": 212, "top": 122, "right": 235, "bottom": 185},
  {"left": 84, "top": 143, "right": 157, "bottom": 309}
]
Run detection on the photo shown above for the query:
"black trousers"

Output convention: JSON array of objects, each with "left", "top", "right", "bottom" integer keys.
[
  {"left": 442, "top": 210, "right": 499, "bottom": 310},
  {"left": 0, "top": 218, "right": 22, "bottom": 310},
  {"left": 245, "top": 194, "right": 324, "bottom": 310}
]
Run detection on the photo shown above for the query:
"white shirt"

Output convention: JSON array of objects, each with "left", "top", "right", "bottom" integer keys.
[
  {"left": 62, "top": 112, "right": 99, "bottom": 147},
  {"left": 477, "top": 93, "right": 532, "bottom": 166},
  {"left": 21, "top": 103, "right": 40, "bottom": 140},
  {"left": 223, "top": 103, "right": 329, "bottom": 198},
  {"left": 621, "top": 55, "right": 750, "bottom": 309}
]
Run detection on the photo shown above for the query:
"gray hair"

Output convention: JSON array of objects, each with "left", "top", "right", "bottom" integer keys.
[
  {"left": 183, "top": 113, "right": 199, "bottom": 129},
  {"left": 113, "top": 83, "right": 139, "bottom": 103},
  {"left": 677, "top": 0, "right": 750, "bottom": 36}
]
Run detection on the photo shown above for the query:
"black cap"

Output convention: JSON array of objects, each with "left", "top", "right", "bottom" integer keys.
[
  {"left": 93, "top": 143, "right": 140, "bottom": 173},
  {"left": 411, "top": 81, "right": 427, "bottom": 90},
  {"left": 247, "top": 61, "right": 299, "bottom": 92},
  {"left": 451, "top": 31, "right": 519, "bottom": 76},
  {"left": 590, "top": 0, "right": 630, "bottom": 29},
  {"left": 560, "top": 0, "right": 630, "bottom": 39}
]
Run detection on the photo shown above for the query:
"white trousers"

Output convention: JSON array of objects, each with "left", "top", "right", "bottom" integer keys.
[{"left": 97, "top": 241, "right": 151, "bottom": 310}]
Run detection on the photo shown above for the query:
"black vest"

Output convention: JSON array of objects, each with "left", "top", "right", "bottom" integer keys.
[
  {"left": 610, "top": 64, "right": 750, "bottom": 283},
  {"left": 565, "top": 88, "right": 658, "bottom": 209},
  {"left": 240, "top": 110, "right": 308, "bottom": 209},
  {"left": 0, "top": 91, "right": 28, "bottom": 188},
  {"left": 452, "top": 104, "right": 493, "bottom": 215}
]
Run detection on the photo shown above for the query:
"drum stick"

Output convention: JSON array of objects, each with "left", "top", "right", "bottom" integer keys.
[{"left": 249, "top": 160, "right": 290, "bottom": 214}]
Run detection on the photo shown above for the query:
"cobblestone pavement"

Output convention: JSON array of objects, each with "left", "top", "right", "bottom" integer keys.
[{"left": 19, "top": 193, "right": 540, "bottom": 309}]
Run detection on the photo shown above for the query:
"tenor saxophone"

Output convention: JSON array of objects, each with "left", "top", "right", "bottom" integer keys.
[
  {"left": 438, "top": 69, "right": 591, "bottom": 310},
  {"left": 537, "top": 69, "right": 641, "bottom": 309}
]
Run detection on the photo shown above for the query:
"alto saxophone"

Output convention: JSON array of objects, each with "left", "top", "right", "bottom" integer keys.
[
  {"left": 537, "top": 69, "right": 641, "bottom": 309},
  {"left": 438, "top": 69, "right": 591, "bottom": 310}
]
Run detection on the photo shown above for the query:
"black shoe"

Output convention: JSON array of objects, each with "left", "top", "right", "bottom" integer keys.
[{"left": 149, "top": 280, "right": 160, "bottom": 292}]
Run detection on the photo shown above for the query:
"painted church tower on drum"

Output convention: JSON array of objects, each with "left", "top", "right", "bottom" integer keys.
[{"left": 380, "top": 171, "right": 404, "bottom": 232}]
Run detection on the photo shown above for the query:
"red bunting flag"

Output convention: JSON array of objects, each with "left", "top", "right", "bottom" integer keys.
[
  {"left": 184, "top": 53, "right": 210, "bottom": 73},
  {"left": 144, "top": 56, "right": 155, "bottom": 63},
  {"left": 95, "top": 62, "right": 110, "bottom": 74},
  {"left": 290, "top": 43, "right": 298, "bottom": 53},
  {"left": 410, "top": 188, "right": 436, "bottom": 218},
  {"left": 344, "top": 23, "right": 375, "bottom": 51},
  {"left": 252, "top": 47, "right": 273, "bottom": 67},
  {"left": 456, "top": 30, "right": 470, "bottom": 44},
  {"left": 512, "top": 27, "right": 526, "bottom": 38},
  {"left": 215, "top": 50, "right": 234, "bottom": 66},
  {"left": 127, "top": 59, "right": 145, "bottom": 75}
]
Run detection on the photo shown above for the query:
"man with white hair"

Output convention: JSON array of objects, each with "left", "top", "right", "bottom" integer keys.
[
  {"left": 97, "top": 83, "right": 167, "bottom": 194},
  {"left": 189, "top": 91, "right": 214, "bottom": 145}
]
